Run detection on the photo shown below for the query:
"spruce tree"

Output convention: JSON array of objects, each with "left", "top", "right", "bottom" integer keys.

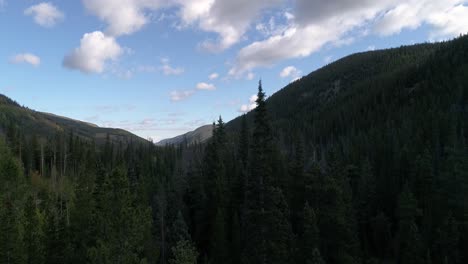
[
  {"left": 169, "top": 240, "right": 198, "bottom": 264},
  {"left": 210, "top": 208, "right": 229, "bottom": 263},
  {"left": 23, "top": 195, "right": 46, "bottom": 264},
  {"left": 243, "top": 81, "right": 293, "bottom": 264},
  {"left": 397, "top": 184, "right": 424, "bottom": 264},
  {"left": 243, "top": 81, "right": 270, "bottom": 264},
  {"left": 302, "top": 202, "right": 319, "bottom": 263}
]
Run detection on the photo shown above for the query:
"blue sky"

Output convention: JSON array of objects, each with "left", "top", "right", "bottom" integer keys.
[{"left": 1, "top": 0, "right": 467, "bottom": 142}]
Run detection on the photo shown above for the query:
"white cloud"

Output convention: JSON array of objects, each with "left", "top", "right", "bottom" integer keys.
[
  {"left": 375, "top": 0, "right": 468, "bottom": 39},
  {"left": 179, "top": 0, "right": 282, "bottom": 52},
  {"left": 170, "top": 90, "right": 195, "bottom": 101},
  {"left": 229, "top": 25, "right": 341, "bottom": 75},
  {"left": 24, "top": 2, "right": 64, "bottom": 27},
  {"left": 83, "top": 0, "right": 280, "bottom": 51},
  {"left": 10, "top": 53, "right": 41, "bottom": 66},
  {"left": 63, "top": 31, "right": 123, "bottom": 74},
  {"left": 246, "top": 72, "right": 255, "bottom": 80},
  {"left": 209, "top": 72, "right": 219, "bottom": 80},
  {"left": 256, "top": 16, "right": 287, "bottom": 37},
  {"left": 239, "top": 94, "right": 258, "bottom": 113},
  {"left": 366, "top": 45, "right": 376, "bottom": 51},
  {"left": 160, "top": 58, "right": 184, "bottom": 75},
  {"left": 279, "top": 66, "right": 301, "bottom": 78},
  {"left": 196, "top": 82, "right": 216, "bottom": 90},
  {"left": 230, "top": 0, "right": 468, "bottom": 75},
  {"left": 83, "top": 0, "right": 168, "bottom": 37}
]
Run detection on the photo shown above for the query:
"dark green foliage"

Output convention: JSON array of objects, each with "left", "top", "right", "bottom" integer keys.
[
  {"left": 1, "top": 35, "right": 468, "bottom": 264},
  {"left": 169, "top": 240, "right": 198, "bottom": 264},
  {"left": 88, "top": 167, "right": 152, "bottom": 264},
  {"left": 397, "top": 185, "right": 424, "bottom": 264},
  {"left": 310, "top": 248, "right": 325, "bottom": 264},
  {"left": 209, "top": 208, "right": 229, "bottom": 263},
  {"left": 23, "top": 195, "right": 46, "bottom": 264},
  {"left": 302, "top": 202, "right": 319, "bottom": 263}
]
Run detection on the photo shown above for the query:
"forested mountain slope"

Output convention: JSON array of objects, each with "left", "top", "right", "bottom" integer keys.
[
  {"left": 0, "top": 35, "right": 467, "bottom": 264},
  {"left": 0, "top": 94, "right": 147, "bottom": 145},
  {"left": 156, "top": 124, "right": 212, "bottom": 146},
  {"left": 198, "top": 35, "right": 468, "bottom": 263}
]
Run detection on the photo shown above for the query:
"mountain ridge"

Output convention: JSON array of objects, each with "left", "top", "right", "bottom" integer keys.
[
  {"left": 156, "top": 124, "right": 213, "bottom": 146},
  {"left": 0, "top": 94, "right": 147, "bottom": 145}
]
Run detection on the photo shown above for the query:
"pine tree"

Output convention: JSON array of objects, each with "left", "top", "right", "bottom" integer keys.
[
  {"left": 238, "top": 114, "right": 249, "bottom": 169},
  {"left": 0, "top": 139, "right": 26, "bottom": 264},
  {"left": 169, "top": 240, "right": 198, "bottom": 264},
  {"left": 314, "top": 151, "right": 360, "bottom": 263},
  {"left": 435, "top": 213, "right": 460, "bottom": 264},
  {"left": 23, "top": 195, "right": 46, "bottom": 264},
  {"left": 397, "top": 184, "right": 424, "bottom": 264},
  {"left": 302, "top": 202, "right": 319, "bottom": 263},
  {"left": 310, "top": 248, "right": 325, "bottom": 264},
  {"left": 290, "top": 136, "right": 305, "bottom": 232},
  {"left": 171, "top": 211, "right": 190, "bottom": 245},
  {"left": 236, "top": 114, "right": 249, "bottom": 211},
  {"left": 370, "top": 212, "right": 391, "bottom": 259},
  {"left": 243, "top": 81, "right": 294, "bottom": 264},
  {"left": 0, "top": 197, "right": 25, "bottom": 264},
  {"left": 243, "top": 81, "right": 270, "bottom": 264},
  {"left": 264, "top": 187, "right": 293, "bottom": 264},
  {"left": 231, "top": 212, "right": 242, "bottom": 264},
  {"left": 88, "top": 167, "right": 152, "bottom": 264},
  {"left": 210, "top": 208, "right": 229, "bottom": 263},
  {"left": 356, "top": 159, "right": 376, "bottom": 257}
]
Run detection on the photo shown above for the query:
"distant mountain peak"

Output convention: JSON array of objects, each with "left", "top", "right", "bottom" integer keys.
[
  {"left": 0, "top": 93, "right": 147, "bottom": 145},
  {"left": 156, "top": 124, "right": 213, "bottom": 146}
]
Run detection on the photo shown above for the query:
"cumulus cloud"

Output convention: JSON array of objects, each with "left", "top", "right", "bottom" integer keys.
[
  {"left": 160, "top": 58, "right": 184, "bottom": 75},
  {"left": 230, "top": 26, "right": 340, "bottom": 75},
  {"left": 24, "top": 2, "right": 64, "bottom": 27},
  {"left": 239, "top": 94, "right": 258, "bottom": 113},
  {"left": 83, "top": 0, "right": 168, "bottom": 36},
  {"left": 69, "top": 0, "right": 468, "bottom": 76},
  {"left": 63, "top": 31, "right": 123, "bottom": 74},
  {"left": 196, "top": 82, "right": 216, "bottom": 90},
  {"left": 178, "top": 0, "right": 282, "bottom": 51},
  {"left": 83, "top": 0, "right": 281, "bottom": 50},
  {"left": 10, "top": 53, "right": 41, "bottom": 66},
  {"left": 279, "top": 66, "right": 301, "bottom": 79},
  {"left": 170, "top": 90, "right": 195, "bottom": 102},
  {"left": 375, "top": 0, "right": 468, "bottom": 39},
  {"left": 230, "top": 0, "right": 468, "bottom": 75},
  {"left": 294, "top": 0, "right": 393, "bottom": 26},
  {"left": 209, "top": 72, "right": 219, "bottom": 80}
]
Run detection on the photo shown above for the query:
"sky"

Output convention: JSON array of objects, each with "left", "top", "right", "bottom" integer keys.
[{"left": 1, "top": 0, "right": 467, "bottom": 142}]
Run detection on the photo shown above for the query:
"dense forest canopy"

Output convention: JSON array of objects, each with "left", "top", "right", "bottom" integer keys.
[{"left": 1, "top": 35, "right": 468, "bottom": 264}]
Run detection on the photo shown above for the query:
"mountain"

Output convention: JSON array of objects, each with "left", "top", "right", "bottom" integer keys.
[
  {"left": 0, "top": 94, "right": 147, "bottom": 145},
  {"left": 156, "top": 124, "right": 213, "bottom": 146},
  {"left": 226, "top": 37, "right": 466, "bottom": 147},
  {"left": 1, "top": 36, "right": 468, "bottom": 264}
]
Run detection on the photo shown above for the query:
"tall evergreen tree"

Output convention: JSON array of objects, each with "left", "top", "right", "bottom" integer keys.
[
  {"left": 302, "top": 202, "right": 319, "bottom": 263},
  {"left": 397, "top": 184, "right": 424, "bottom": 264},
  {"left": 243, "top": 81, "right": 293, "bottom": 264},
  {"left": 209, "top": 208, "right": 229, "bottom": 263},
  {"left": 23, "top": 195, "right": 45, "bottom": 264},
  {"left": 243, "top": 81, "right": 270, "bottom": 264}
]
